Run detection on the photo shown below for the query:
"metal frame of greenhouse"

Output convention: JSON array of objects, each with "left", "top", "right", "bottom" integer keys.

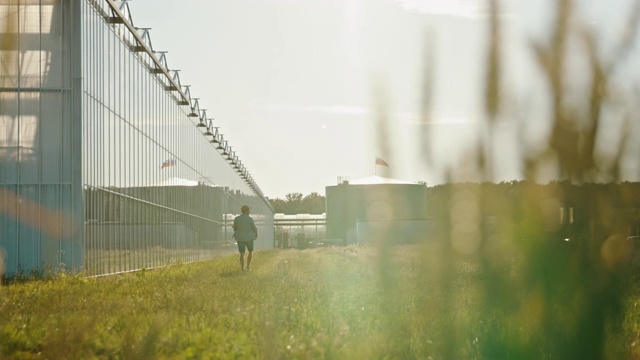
[{"left": 0, "top": 0, "right": 274, "bottom": 277}]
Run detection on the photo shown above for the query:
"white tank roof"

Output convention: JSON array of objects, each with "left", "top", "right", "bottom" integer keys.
[{"left": 348, "top": 175, "right": 417, "bottom": 185}]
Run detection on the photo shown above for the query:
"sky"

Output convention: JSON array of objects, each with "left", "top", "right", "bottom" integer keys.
[{"left": 126, "top": 0, "right": 640, "bottom": 199}]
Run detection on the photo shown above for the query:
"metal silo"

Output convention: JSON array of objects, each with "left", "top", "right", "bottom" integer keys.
[{"left": 325, "top": 176, "right": 429, "bottom": 245}]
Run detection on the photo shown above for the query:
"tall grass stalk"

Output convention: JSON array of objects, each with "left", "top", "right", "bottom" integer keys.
[{"left": 369, "top": 0, "right": 640, "bottom": 358}]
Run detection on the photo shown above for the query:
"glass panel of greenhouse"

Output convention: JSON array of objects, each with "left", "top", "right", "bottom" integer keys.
[{"left": 0, "top": 0, "right": 274, "bottom": 277}]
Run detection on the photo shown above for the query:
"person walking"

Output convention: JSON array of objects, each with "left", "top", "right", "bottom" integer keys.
[{"left": 233, "top": 205, "right": 258, "bottom": 271}]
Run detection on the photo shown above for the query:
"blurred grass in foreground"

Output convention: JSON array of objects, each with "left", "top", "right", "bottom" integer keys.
[{"left": 1, "top": 245, "right": 640, "bottom": 359}]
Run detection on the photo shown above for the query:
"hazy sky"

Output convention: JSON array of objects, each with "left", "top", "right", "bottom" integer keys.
[{"left": 127, "top": 0, "right": 640, "bottom": 199}]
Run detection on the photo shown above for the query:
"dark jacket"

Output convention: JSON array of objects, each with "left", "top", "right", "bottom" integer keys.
[{"left": 233, "top": 213, "right": 257, "bottom": 242}]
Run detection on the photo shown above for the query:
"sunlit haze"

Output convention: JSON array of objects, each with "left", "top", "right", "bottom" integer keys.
[{"left": 128, "top": 0, "right": 640, "bottom": 199}]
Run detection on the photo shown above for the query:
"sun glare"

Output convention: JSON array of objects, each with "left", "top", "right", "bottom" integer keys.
[
  {"left": 438, "top": 115, "right": 475, "bottom": 124},
  {"left": 393, "top": 0, "right": 485, "bottom": 17}
]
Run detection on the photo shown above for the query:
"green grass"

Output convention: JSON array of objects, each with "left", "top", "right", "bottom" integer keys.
[{"left": 1, "top": 243, "right": 639, "bottom": 359}]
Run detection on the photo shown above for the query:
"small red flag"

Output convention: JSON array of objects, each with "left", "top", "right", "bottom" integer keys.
[
  {"left": 375, "top": 156, "right": 389, "bottom": 167},
  {"left": 160, "top": 159, "right": 176, "bottom": 169}
]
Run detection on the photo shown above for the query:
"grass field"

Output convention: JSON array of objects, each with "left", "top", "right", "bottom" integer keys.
[{"left": 1, "top": 242, "right": 640, "bottom": 359}]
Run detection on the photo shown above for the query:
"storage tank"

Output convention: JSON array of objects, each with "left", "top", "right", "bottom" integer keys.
[{"left": 325, "top": 176, "right": 428, "bottom": 245}]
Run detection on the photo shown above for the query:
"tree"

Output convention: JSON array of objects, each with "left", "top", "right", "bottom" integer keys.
[
  {"left": 302, "top": 192, "right": 325, "bottom": 214},
  {"left": 269, "top": 192, "right": 326, "bottom": 214},
  {"left": 285, "top": 192, "right": 304, "bottom": 214},
  {"left": 269, "top": 198, "right": 286, "bottom": 213}
]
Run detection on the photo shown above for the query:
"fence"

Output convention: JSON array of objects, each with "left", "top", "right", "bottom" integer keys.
[{"left": 273, "top": 214, "right": 326, "bottom": 248}]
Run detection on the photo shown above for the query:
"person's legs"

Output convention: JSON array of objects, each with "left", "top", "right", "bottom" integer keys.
[
  {"left": 246, "top": 241, "right": 254, "bottom": 270},
  {"left": 246, "top": 251, "right": 252, "bottom": 270},
  {"left": 237, "top": 242, "right": 247, "bottom": 270}
]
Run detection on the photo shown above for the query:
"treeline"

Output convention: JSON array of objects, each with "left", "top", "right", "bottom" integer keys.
[
  {"left": 426, "top": 180, "right": 640, "bottom": 238},
  {"left": 269, "top": 192, "right": 325, "bottom": 214}
]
